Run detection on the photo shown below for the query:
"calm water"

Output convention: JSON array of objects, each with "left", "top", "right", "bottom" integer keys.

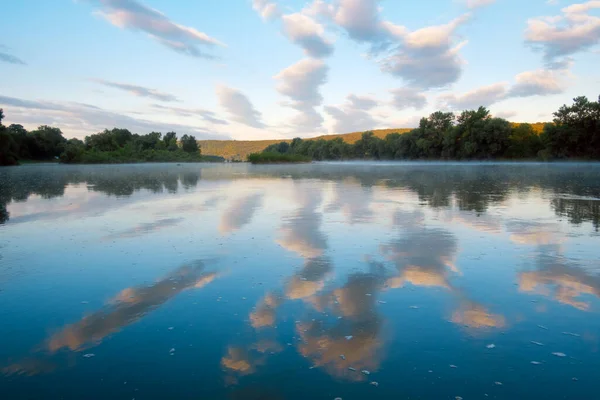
[{"left": 1, "top": 162, "right": 599, "bottom": 399}]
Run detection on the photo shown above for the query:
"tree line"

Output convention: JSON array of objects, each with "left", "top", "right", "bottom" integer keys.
[
  {"left": 263, "top": 95, "right": 600, "bottom": 161},
  {"left": 0, "top": 109, "right": 206, "bottom": 165}
]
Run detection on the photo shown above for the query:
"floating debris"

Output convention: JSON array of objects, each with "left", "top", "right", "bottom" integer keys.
[
  {"left": 537, "top": 325, "right": 549, "bottom": 330},
  {"left": 345, "top": 335, "right": 353, "bottom": 340},
  {"left": 348, "top": 367, "right": 356, "bottom": 371},
  {"left": 340, "top": 355, "right": 346, "bottom": 360},
  {"left": 572, "top": 377, "right": 578, "bottom": 381},
  {"left": 370, "top": 381, "right": 379, "bottom": 387},
  {"left": 449, "top": 364, "right": 458, "bottom": 368},
  {"left": 486, "top": 344, "right": 496, "bottom": 349},
  {"left": 428, "top": 370, "right": 433, "bottom": 373},
  {"left": 494, "top": 381, "right": 503, "bottom": 386},
  {"left": 530, "top": 341, "right": 544, "bottom": 346},
  {"left": 455, "top": 397, "right": 463, "bottom": 400},
  {"left": 562, "top": 332, "right": 581, "bottom": 337},
  {"left": 309, "top": 366, "right": 316, "bottom": 370},
  {"left": 531, "top": 361, "right": 542, "bottom": 365},
  {"left": 169, "top": 348, "right": 175, "bottom": 353},
  {"left": 378, "top": 300, "right": 387, "bottom": 304},
  {"left": 334, "top": 398, "right": 342, "bottom": 400},
  {"left": 83, "top": 353, "right": 95, "bottom": 358},
  {"left": 365, "top": 293, "right": 372, "bottom": 296},
  {"left": 241, "top": 297, "right": 247, "bottom": 300},
  {"left": 168, "top": 327, "right": 174, "bottom": 330},
  {"left": 81, "top": 301, "right": 89, "bottom": 304},
  {"left": 361, "top": 370, "right": 370, "bottom": 375},
  {"left": 409, "top": 305, "right": 419, "bottom": 309},
  {"left": 552, "top": 352, "right": 566, "bottom": 357}
]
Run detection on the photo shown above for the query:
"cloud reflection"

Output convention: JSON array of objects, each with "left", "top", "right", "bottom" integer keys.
[{"left": 219, "top": 193, "right": 264, "bottom": 234}]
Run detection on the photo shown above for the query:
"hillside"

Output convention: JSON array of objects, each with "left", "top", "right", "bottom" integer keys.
[{"left": 198, "top": 128, "right": 412, "bottom": 160}]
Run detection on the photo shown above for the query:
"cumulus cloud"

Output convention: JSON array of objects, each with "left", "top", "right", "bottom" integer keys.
[
  {"left": 86, "top": 0, "right": 224, "bottom": 58},
  {"left": 438, "top": 82, "right": 508, "bottom": 110},
  {"left": 0, "top": 50, "right": 26, "bottom": 65},
  {"left": 91, "top": 79, "right": 179, "bottom": 102},
  {"left": 324, "top": 93, "right": 382, "bottom": 133},
  {"left": 274, "top": 58, "right": 328, "bottom": 131},
  {"left": 525, "top": 1, "right": 600, "bottom": 67},
  {"left": 282, "top": 13, "right": 334, "bottom": 58},
  {"left": 216, "top": 85, "right": 266, "bottom": 128},
  {"left": 465, "top": 0, "right": 496, "bottom": 9},
  {"left": 390, "top": 87, "right": 427, "bottom": 110},
  {"left": 151, "top": 104, "right": 228, "bottom": 125},
  {"left": 252, "top": 0, "right": 281, "bottom": 21},
  {"left": 507, "top": 68, "right": 567, "bottom": 97},
  {"left": 0, "top": 95, "right": 226, "bottom": 139},
  {"left": 380, "top": 14, "right": 471, "bottom": 88},
  {"left": 439, "top": 67, "right": 568, "bottom": 110}
]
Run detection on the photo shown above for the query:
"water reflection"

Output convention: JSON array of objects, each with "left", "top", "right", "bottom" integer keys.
[
  {"left": 220, "top": 193, "right": 264, "bottom": 234},
  {"left": 3, "top": 260, "right": 218, "bottom": 376},
  {"left": 2, "top": 163, "right": 600, "bottom": 399}
]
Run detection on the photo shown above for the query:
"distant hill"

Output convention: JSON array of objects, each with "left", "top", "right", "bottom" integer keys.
[{"left": 198, "top": 128, "right": 412, "bottom": 160}]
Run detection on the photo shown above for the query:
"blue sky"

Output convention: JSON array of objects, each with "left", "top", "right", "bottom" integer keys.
[{"left": 1, "top": 0, "right": 599, "bottom": 140}]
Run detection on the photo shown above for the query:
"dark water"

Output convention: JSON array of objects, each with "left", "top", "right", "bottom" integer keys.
[{"left": 1, "top": 162, "right": 599, "bottom": 400}]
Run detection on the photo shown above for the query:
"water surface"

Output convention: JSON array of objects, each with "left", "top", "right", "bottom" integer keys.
[{"left": 1, "top": 162, "right": 599, "bottom": 399}]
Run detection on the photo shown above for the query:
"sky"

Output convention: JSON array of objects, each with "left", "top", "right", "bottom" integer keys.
[{"left": 0, "top": 0, "right": 599, "bottom": 140}]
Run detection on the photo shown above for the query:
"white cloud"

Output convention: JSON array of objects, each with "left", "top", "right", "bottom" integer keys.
[
  {"left": 150, "top": 104, "right": 228, "bottom": 125},
  {"left": 274, "top": 58, "right": 328, "bottom": 131},
  {"left": 91, "top": 79, "right": 179, "bottom": 102},
  {"left": 282, "top": 13, "right": 334, "bottom": 58},
  {"left": 0, "top": 95, "right": 227, "bottom": 139},
  {"left": 324, "top": 93, "right": 381, "bottom": 133},
  {"left": 87, "top": 0, "right": 225, "bottom": 59},
  {"left": 439, "top": 82, "right": 508, "bottom": 109},
  {"left": 438, "top": 67, "right": 569, "bottom": 109},
  {"left": 507, "top": 69, "right": 567, "bottom": 97},
  {"left": 390, "top": 87, "right": 427, "bottom": 110},
  {"left": 379, "top": 14, "right": 471, "bottom": 88},
  {"left": 253, "top": 0, "right": 281, "bottom": 21},
  {"left": 216, "top": 85, "right": 266, "bottom": 128},
  {"left": 525, "top": 1, "right": 600, "bottom": 67},
  {"left": 465, "top": 0, "right": 496, "bottom": 9}
]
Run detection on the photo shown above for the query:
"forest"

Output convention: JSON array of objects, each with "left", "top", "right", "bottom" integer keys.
[
  {"left": 260, "top": 96, "right": 600, "bottom": 161},
  {"left": 0, "top": 109, "right": 214, "bottom": 165}
]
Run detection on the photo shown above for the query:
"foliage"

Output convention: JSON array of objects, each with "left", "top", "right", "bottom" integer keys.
[
  {"left": 247, "top": 152, "right": 312, "bottom": 164},
  {"left": 181, "top": 134, "right": 200, "bottom": 153}
]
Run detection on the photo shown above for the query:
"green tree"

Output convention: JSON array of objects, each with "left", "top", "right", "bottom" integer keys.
[{"left": 181, "top": 134, "right": 200, "bottom": 154}]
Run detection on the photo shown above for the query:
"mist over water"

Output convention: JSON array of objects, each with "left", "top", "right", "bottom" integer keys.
[{"left": 1, "top": 162, "right": 599, "bottom": 399}]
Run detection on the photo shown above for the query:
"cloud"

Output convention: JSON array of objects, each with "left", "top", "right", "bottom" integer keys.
[
  {"left": 0, "top": 95, "right": 227, "bottom": 139},
  {"left": 91, "top": 79, "right": 179, "bottom": 102},
  {"left": 151, "top": 104, "right": 228, "bottom": 125},
  {"left": 282, "top": 13, "right": 334, "bottom": 58},
  {"left": 274, "top": 58, "right": 328, "bottom": 131},
  {"left": 438, "top": 67, "right": 569, "bottom": 110},
  {"left": 465, "top": 0, "right": 496, "bottom": 9},
  {"left": 324, "top": 93, "right": 381, "bottom": 133},
  {"left": 326, "top": 0, "right": 401, "bottom": 46},
  {"left": 0, "top": 51, "right": 26, "bottom": 65},
  {"left": 379, "top": 14, "right": 471, "bottom": 88},
  {"left": 347, "top": 94, "right": 378, "bottom": 110},
  {"left": 87, "top": 0, "right": 224, "bottom": 59},
  {"left": 451, "top": 302, "right": 506, "bottom": 328},
  {"left": 216, "top": 85, "right": 266, "bottom": 128},
  {"left": 494, "top": 110, "right": 517, "bottom": 119},
  {"left": 249, "top": 292, "right": 283, "bottom": 328},
  {"left": 507, "top": 68, "right": 567, "bottom": 97},
  {"left": 525, "top": 1, "right": 600, "bottom": 67},
  {"left": 438, "top": 82, "right": 508, "bottom": 109},
  {"left": 390, "top": 87, "right": 427, "bottom": 110},
  {"left": 252, "top": 0, "right": 281, "bottom": 21}
]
